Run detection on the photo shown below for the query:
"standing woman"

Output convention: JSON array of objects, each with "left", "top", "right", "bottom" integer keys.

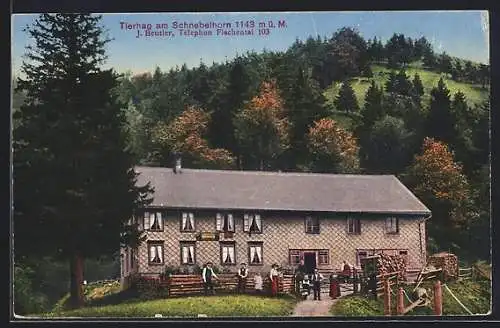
[{"left": 269, "top": 264, "right": 279, "bottom": 297}]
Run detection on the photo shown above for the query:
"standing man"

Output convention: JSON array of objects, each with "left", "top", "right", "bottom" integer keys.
[
  {"left": 295, "top": 259, "right": 306, "bottom": 295},
  {"left": 237, "top": 262, "right": 248, "bottom": 293},
  {"left": 312, "top": 268, "right": 324, "bottom": 301},
  {"left": 202, "top": 262, "right": 218, "bottom": 296}
]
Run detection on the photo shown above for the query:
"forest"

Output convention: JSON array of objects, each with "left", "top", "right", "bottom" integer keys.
[{"left": 12, "top": 15, "right": 490, "bottom": 314}]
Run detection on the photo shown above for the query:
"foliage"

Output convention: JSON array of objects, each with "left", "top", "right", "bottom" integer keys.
[
  {"left": 405, "top": 137, "right": 471, "bottom": 228},
  {"left": 14, "top": 264, "right": 50, "bottom": 315},
  {"left": 234, "top": 80, "right": 290, "bottom": 170},
  {"left": 307, "top": 118, "right": 360, "bottom": 173},
  {"left": 425, "top": 77, "right": 455, "bottom": 145},
  {"left": 330, "top": 296, "right": 383, "bottom": 316},
  {"left": 151, "top": 106, "right": 236, "bottom": 169},
  {"left": 41, "top": 295, "right": 297, "bottom": 317},
  {"left": 13, "top": 13, "right": 153, "bottom": 308},
  {"left": 335, "top": 80, "right": 360, "bottom": 113}
]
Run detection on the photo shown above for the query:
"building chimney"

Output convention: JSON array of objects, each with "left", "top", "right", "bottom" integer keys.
[{"left": 173, "top": 152, "right": 182, "bottom": 174}]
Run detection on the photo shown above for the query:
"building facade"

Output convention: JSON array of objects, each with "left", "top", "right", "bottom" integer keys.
[{"left": 120, "top": 166, "right": 431, "bottom": 281}]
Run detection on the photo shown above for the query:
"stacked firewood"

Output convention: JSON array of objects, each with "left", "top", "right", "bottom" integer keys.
[
  {"left": 376, "top": 253, "right": 407, "bottom": 281},
  {"left": 427, "top": 253, "right": 458, "bottom": 281}
]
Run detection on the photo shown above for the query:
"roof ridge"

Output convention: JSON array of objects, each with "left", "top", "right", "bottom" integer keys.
[{"left": 134, "top": 166, "right": 395, "bottom": 178}]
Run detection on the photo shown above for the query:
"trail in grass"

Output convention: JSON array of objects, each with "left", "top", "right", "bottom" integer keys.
[{"left": 292, "top": 284, "right": 354, "bottom": 316}]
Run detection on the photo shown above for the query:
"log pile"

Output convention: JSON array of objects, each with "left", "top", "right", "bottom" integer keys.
[
  {"left": 427, "top": 253, "right": 458, "bottom": 281},
  {"left": 376, "top": 253, "right": 407, "bottom": 281}
]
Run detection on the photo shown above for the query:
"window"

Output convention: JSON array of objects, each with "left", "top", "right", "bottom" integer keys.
[
  {"left": 180, "top": 212, "right": 195, "bottom": 232},
  {"left": 305, "top": 216, "right": 320, "bottom": 234},
  {"left": 216, "top": 213, "right": 235, "bottom": 232},
  {"left": 180, "top": 242, "right": 196, "bottom": 265},
  {"left": 148, "top": 242, "right": 164, "bottom": 265},
  {"left": 318, "top": 250, "right": 329, "bottom": 265},
  {"left": 347, "top": 217, "right": 361, "bottom": 234},
  {"left": 220, "top": 242, "right": 236, "bottom": 265},
  {"left": 243, "top": 214, "right": 262, "bottom": 233},
  {"left": 143, "top": 211, "right": 164, "bottom": 231},
  {"left": 289, "top": 250, "right": 301, "bottom": 265},
  {"left": 248, "top": 242, "right": 263, "bottom": 265},
  {"left": 385, "top": 217, "right": 399, "bottom": 234}
]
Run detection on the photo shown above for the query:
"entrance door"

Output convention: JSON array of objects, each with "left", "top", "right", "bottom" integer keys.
[{"left": 303, "top": 252, "right": 316, "bottom": 274}]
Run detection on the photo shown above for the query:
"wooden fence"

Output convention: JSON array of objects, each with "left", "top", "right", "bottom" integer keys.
[{"left": 135, "top": 274, "right": 295, "bottom": 297}]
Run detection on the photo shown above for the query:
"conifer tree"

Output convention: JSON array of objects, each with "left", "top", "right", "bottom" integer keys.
[
  {"left": 334, "top": 80, "right": 359, "bottom": 113},
  {"left": 425, "top": 77, "right": 454, "bottom": 145},
  {"left": 13, "top": 14, "right": 153, "bottom": 309}
]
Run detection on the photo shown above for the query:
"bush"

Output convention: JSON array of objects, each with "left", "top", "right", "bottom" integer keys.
[
  {"left": 14, "top": 264, "right": 50, "bottom": 315},
  {"left": 132, "top": 277, "right": 168, "bottom": 300}
]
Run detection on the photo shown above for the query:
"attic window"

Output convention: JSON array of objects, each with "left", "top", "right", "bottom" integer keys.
[
  {"left": 180, "top": 212, "right": 195, "bottom": 232},
  {"left": 385, "top": 217, "right": 399, "bottom": 234},
  {"left": 243, "top": 214, "right": 262, "bottom": 233},
  {"left": 347, "top": 217, "right": 361, "bottom": 235},
  {"left": 143, "top": 211, "right": 163, "bottom": 231},
  {"left": 216, "top": 213, "right": 234, "bottom": 232},
  {"left": 305, "top": 216, "right": 320, "bottom": 234}
]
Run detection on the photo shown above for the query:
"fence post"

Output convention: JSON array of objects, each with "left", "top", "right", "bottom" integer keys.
[
  {"left": 384, "top": 279, "right": 391, "bottom": 316},
  {"left": 434, "top": 280, "right": 443, "bottom": 316},
  {"left": 397, "top": 287, "right": 404, "bottom": 315}
]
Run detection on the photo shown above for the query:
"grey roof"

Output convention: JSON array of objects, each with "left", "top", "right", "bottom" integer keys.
[{"left": 134, "top": 166, "right": 431, "bottom": 215}]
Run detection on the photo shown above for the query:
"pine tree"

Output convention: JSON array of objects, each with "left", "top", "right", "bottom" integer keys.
[
  {"left": 282, "top": 65, "right": 329, "bottom": 169},
  {"left": 394, "top": 69, "right": 412, "bottom": 96},
  {"left": 334, "top": 80, "right": 359, "bottom": 113},
  {"left": 13, "top": 14, "right": 153, "bottom": 309},
  {"left": 385, "top": 71, "right": 397, "bottom": 93},
  {"left": 411, "top": 73, "right": 425, "bottom": 103},
  {"left": 425, "top": 77, "right": 454, "bottom": 144},
  {"left": 360, "top": 80, "right": 384, "bottom": 128}
]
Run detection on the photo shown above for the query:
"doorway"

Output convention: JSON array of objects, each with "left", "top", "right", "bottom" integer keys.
[{"left": 303, "top": 252, "right": 316, "bottom": 274}]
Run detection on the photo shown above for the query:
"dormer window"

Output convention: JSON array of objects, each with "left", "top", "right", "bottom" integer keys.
[
  {"left": 243, "top": 214, "right": 262, "bottom": 233},
  {"left": 143, "top": 211, "right": 163, "bottom": 231},
  {"left": 181, "top": 212, "right": 195, "bottom": 232},
  {"left": 216, "top": 213, "right": 235, "bottom": 232}
]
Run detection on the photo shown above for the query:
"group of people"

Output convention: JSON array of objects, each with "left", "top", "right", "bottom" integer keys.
[{"left": 200, "top": 262, "right": 280, "bottom": 296}]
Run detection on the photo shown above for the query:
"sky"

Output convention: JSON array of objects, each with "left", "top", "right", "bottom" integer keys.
[{"left": 11, "top": 11, "right": 489, "bottom": 76}]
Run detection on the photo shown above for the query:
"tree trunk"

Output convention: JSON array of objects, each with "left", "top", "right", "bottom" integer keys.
[{"left": 69, "top": 252, "right": 84, "bottom": 309}]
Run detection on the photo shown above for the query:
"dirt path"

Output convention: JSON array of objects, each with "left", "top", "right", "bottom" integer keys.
[{"left": 291, "top": 284, "right": 354, "bottom": 317}]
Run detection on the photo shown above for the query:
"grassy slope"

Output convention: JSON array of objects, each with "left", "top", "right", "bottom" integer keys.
[
  {"left": 38, "top": 295, "right": 297, "bottom": 318},
  {"left": 330, "top": 279, "right": 491, "bottom": 316},
  {"left": 324, "top": 63, "right": 489, "bottom": 113}
]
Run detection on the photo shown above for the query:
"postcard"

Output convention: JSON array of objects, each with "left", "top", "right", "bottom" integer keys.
[{"left": 11, "top": 10, "right": 491, "bottom": 320}]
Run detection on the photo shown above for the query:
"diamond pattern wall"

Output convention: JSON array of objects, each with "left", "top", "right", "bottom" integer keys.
[{"left": 123, "top": 212, "right": 426, "bottom": 279}]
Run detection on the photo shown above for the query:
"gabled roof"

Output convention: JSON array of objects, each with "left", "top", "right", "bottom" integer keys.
[{"left": 134, "top": 166, "right": 431, "bottom": 215}]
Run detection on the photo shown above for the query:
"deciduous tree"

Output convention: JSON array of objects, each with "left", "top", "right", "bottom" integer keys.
[
  {"left": 307, "top": 118, "right": 360, "bottom": 173},
  {"left": 234, "top": 80, "right": 290, "bottom": 170}
]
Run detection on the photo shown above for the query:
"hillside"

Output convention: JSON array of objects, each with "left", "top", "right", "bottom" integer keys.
[{"left": 324, "top": 63, "right": 489, "bottom": 111}]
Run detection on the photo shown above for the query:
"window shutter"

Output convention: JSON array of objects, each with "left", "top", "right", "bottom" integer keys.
[
  {"left": 189, "top": 213, "right": 194, "bottom": 230},
  {"left": 144, "top": 212, "right": 150, "bottom": 230},
  {"left": 157, "top": 212, "right": 163, "bottom": 230},
  {"left": 243, "top": 214, "right": 250, "bottom": 232},
  {"left": 182, "top": 246, "right": 188, "bottom": 264},
  {"left": 227, "top": 214, "right": 234, "bottom": 231},
  {"left": 182, "top": 213, "right": 187, "bottom": 230},
  {"left": 216, "top": 213, "right": 222, "bottom": 231}
]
